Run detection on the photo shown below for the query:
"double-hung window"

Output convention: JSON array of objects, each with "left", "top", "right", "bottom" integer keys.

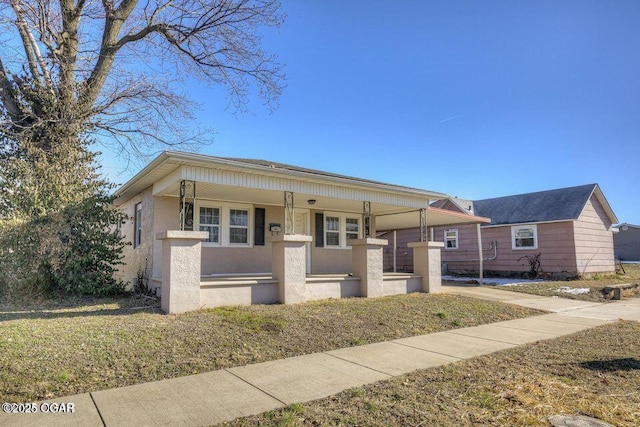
[
  {"left": 229, "top": 209, "right": 249, "bottom": 244},
  {"left": 196, "top": 203, "right": 252, "bottom": 246},
  {"left": 444, "top": 229, "right": 458, "bottom": 249},
  {"left": 345, "top": 218, "right": 360, "bottom": 242},
  {"left": 324, "top": 214, "right": 360, "bottom": 248},
  {"left": 199, "top": 207, "right": 220, "bottom": 243},
  {"left": 512, "top": 225, "right": 537, "bottom": 249},
  {"left": 325, "top": 216, "right": 341, "bottom": 247}
]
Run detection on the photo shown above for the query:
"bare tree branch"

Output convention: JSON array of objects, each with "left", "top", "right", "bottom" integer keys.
[{"left": 0, "top": 0, "right": 285, "bottom": 158}]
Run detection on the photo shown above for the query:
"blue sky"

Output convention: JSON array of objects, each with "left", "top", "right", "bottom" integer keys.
[{"left": 100, "top": 0, "right": 640, "bottom": 225}]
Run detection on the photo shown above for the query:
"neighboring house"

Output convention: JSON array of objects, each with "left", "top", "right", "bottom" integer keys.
[
  {"left": 383, "top": 184, "right": 618, "bottom": 278},
  {"left": 613, "top": 223, "right": 640, "bottom": 261},
  {"left": 114, "top": 151, "right": 485, "bottom": 313}
]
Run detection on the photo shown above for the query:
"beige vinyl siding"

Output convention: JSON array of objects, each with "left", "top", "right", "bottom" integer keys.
[{"left": 573, "top": 195, "right": 615, "bottom": 274}]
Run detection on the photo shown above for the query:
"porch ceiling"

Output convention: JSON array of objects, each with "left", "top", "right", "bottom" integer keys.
[
  {"left": 155, "top": 181, "right": 490, "bottom": 228},
  {"left": 155, "top": 180, "right": 417, "bottom": 215}
]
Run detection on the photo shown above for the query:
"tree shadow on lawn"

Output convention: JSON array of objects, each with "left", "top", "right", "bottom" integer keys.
[
  {"left": 579, "top": 358, "right": 640, "bottom": 372},
  {"left": 0, "top": 294, "right": 161, "bottom": 321}
]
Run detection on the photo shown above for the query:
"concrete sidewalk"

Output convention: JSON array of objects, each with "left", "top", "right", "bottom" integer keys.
[
  {"left": 442, "top": 284, "right": 640, "bottom": 321},
  {"left": 2, "top": 290, "right": 637, "bottom": 427}
]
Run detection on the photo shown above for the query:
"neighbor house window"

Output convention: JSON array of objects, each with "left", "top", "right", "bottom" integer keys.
[
  {"left": 445, "top": 229, "right": 458, "bottom": 249},
  {"left": 229, "top": 209, "right": 249, "bottom": 244},
  {"left": 512, "top": 225, "right": 538, "bottom": 249},
  {"left": 325, "top": 216, "right": 341, "bottom": 247},
  {"left": 133, "top": 202, "right": 142, "bottom": 248},
  {"left": 199, "top": 207, "right": 220, "bottom": 243}
]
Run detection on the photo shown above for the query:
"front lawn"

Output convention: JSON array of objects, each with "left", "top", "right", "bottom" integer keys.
[
  {"left": 0, "top": 292, "right": 543, "bottom": 402},
  {"left": 224, "top": 321, "right": 640, "bottom": 427},
  {"left": 485, "top": 263, "right": 640, "bottom": 302}
]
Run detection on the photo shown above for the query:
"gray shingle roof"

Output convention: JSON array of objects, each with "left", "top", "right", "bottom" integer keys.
[{"left": 473, "top": 184, "right": 598, "bottom": 226}]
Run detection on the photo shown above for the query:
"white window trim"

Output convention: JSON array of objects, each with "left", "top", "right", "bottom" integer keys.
[
  {"left": 195, "top": 201, "right": 253, "bottom": 247},
  {"left": 444, "top": 229, "right": 458, "bottom": 250},
  {"left": 228, "top": 208, "right": 251, "bottom": 246},
  {"left": 198, "top": 205, "right": 222, "bottom": 245},
  {"left": 511, "top": 224, "right": 538, "bottom": 250},
  {"left": 324, "top": 212, "right": 360, "bottom": 249}
]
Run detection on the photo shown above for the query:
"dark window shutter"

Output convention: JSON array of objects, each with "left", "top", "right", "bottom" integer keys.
[
  {"left": 254, "top": 208, "right": 266, "bottom": 246},
  {"left": 315, "top": 212, "right": 324, "bottom": 247}
]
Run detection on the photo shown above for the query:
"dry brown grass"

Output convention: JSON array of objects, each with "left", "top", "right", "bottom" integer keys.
[
  {"left": 223, "top": 321, "right": 640, "bottom": 427},
  {"left": 486, "top": 263, "right": 640, "bottom": 302},
  {"left": 0, "top": 292, "right": 543, "bottom": 403}
]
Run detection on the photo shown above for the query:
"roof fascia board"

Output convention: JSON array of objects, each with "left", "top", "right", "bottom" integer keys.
[
  {"left": 482, "top": 219, "right": 574, "bottom": 228},
  {"left": 589, "top": 184, "right": 619, "bottom": 225},
  {"left": 427, "top": 206, "right": 490, "bottom": 224},
  {"left": 152, "top": 167, "right": 183, "bottom": 196},
  {"left": 114, "top": 151, "right": 170, "bottom": 198}
]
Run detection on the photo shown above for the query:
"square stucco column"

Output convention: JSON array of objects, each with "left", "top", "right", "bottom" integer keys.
[
  {"left": 157, "top": 230, "right": 209, "bottom": 314},
  {"left": 350, "top": 238, "right": 388, "bottom": 298},
  {"left": 271, "top": 235, "right": 312, "bottom": 304},
  {"left": 408, "top": 241, "right": 444, "bottom": 293}
]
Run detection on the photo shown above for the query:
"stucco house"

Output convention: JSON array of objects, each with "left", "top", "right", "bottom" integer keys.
[
  {"left": 382, "top": 184, "right": 618, "bottom": 278},
  {"left": 613, "top": 223, "right": 640, "bottom": 261},
  {"left": 114, "top": 151, "right": 486, "bottom": 313}
]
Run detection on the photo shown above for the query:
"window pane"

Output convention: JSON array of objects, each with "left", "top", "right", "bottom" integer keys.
[
  {"left": 515, "top": 228, "right": 533, "bottom": 238},
  {"left": 516, "top": 238, "right": 534, "bottom": 247},
  {"left": 346, "top": 218, "right": 359, "bottom": 233},
  {"left": 134, "top": 203, "right": 142, "bottom": 247},
  {"left": 326, "top": 231, "right": 340, "bottom": 246},
  {"left": 200, "top": 225, "right": 219, "bottom": 243},
  {"left": 230, "top": 209, "right": 248, "bottom": 226},
  {"left": 346, "top": 232, "right": 358, "bottom": 241},
  {"left": 229, "top": 227, "right": 248, "bottom": 244},
  {"left": 326, "top": 216, "right": 339, "bottom": 231},
  {"left": 200, "top": 207, "right": 219, "bottom": 225},
  {"left": 447, "top": 240, "right": 456, "bottom": 248}
]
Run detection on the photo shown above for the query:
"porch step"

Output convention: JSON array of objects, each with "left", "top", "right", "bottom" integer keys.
[{"left": 201, "top": 275, "right": 278, "bottom": 287}]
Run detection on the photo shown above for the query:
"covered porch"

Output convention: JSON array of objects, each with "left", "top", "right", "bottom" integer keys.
[{"left": 117, "top": 152, "right": 486, "bottom": 313}]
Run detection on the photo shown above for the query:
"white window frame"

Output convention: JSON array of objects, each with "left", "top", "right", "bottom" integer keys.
[
  {"left": 195, "top": 201, "right": 253, "bottom": 247},
  {"left": 345, "top": 216, "right": 360, "bottom": 244},
  {"left": 198, "top": 206, "right": 221, "bottom": 245},
  {"left": 324, "top": 212, "right": 360, "bottom": 249},
  {"left": 228, "top": 208, "right": 250, "bottom": 246},
  {"left": 444, "top": 229, "right": 458, "bottom": 250},
  {"left": 324, "top": 215, "right": 341, "bottom": 248},
  {"left": 511, "top": 224, "right": 538, "bottom": 250}
]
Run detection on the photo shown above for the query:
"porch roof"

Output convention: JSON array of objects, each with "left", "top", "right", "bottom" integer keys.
[{"left": 114, "top": 151, "right": 489, "bottom": 227}]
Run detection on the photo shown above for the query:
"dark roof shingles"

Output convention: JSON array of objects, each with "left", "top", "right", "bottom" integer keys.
[{"left": 473, "top": 184, "right": 597, "bottom": 226}]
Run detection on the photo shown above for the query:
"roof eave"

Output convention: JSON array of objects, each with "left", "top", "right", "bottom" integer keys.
[{"left": 114, "top": 151, "right": 448, "bottom": 205}]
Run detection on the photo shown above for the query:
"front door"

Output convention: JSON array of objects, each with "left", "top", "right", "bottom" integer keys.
[{"left": 294, "top": 211, "right": 311, "bottom": 274}]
